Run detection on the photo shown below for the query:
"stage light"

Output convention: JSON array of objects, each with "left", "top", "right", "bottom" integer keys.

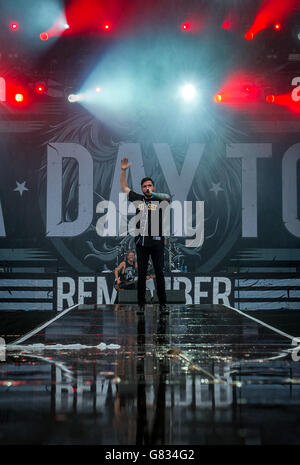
[
  {"left": 244, "top": 31, "right": 254, "bottom": 40},
  {"left": 214, "top": 93, "right": 222, "bottom": 103},
  {"left": 181, "top": 23, "right": 191, "bottom": 31},
  {"left": 95, "top": 87, "right": 101, "bottom": 93},
  {"left": 222, "top": 19, "right": 232, "bottom": 30},
  {"left": 15, "top": 93, "right": 24, "bottom": 103},
  {"left": 35, "top": 83, "right": 46, "bottom": 94},
  {"left": 103, "top": 23, "right": 111, "bottom": 32},
  {"left": 11, "top": 23, "right": 18, "bottom": 31},
  {"left": 64, "top": 24, "right": 70, "bottom": 29},
  {"left": 40, "top": 32, "right": 49, "bottom": 41},
  {"left": 273, "top": 23, "right": 281, "bottom": 31},
  {"left": 68, "top": 93, "right": 83, "bottom": 103},
  {"left": 266, "top": 94, "right": 275, "bottom": 103},
  {"left": 180, "top": 84, "right": 197, "bottom": 101}
]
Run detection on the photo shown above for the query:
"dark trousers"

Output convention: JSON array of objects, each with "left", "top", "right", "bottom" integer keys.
[{"left": 136, "top": 241, "right": 166, "bottom": 306}]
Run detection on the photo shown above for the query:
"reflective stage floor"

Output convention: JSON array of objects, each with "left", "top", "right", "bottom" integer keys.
[{"left": 1, "top": 304, "right": 300, "bottom": 445}]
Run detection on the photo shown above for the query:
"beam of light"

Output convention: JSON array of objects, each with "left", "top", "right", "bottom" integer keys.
[
  {"left": 78, "top": 52, "right": 135, "bottom": 121},
  {"left": 245, "top": 0, "right": 299, "bottom": 39},
  {"left": 77, "top": 33, "right": 229, "bottom": 135},
  {"left": 6, "top": 0, "right": 66, "bottom": 42},
  {"left": 64, "top": 0, "right": 104, "bottom": 34},
  {"left": 271, "top": 93, "right": 300, "bottom": 114},
  {"left": 68, "top": 87, "right": 104, "bottom": 103},
  {"left": 11, "top": 22, "right": 19, "bottom": 30},
  {"left": 46, "top": 12, "right": 70, "bottom": 38},
  {"left": 0, "top": 0, "right": 66, "bottom": 59},
  {"left": 214, "top": 72, "right": 262, "bottom": 107}
]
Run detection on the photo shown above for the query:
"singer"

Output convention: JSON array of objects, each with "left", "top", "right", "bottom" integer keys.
[{"left": 120, "top": 157, "right": 170, "bottom": 315}]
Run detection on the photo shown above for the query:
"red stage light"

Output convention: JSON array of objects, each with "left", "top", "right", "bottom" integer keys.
[
  {"left": 40, "top": 32, "right": 49, "bottom": 41},
  {"left": 266, "top": 94, "right": 275, "bottom": 103},
  {"left": 11, "top": 22, "right": 18, "bottom": 30},
  {"left": 271, "top": 92, "right": 300, "bottom": 114},
  {"left": 244, "top": 31, "right": 254, "bottom": 40},
  {"left": 35, "top": 83, "right": 46, "bottom": 94},
  {"left": 214, "top": 94, "right": 222, "bottom": 103},
  {"left": 15, "top": 93, "right": 24, "bottom": 103},
  {"left": 246, "top": 0, "right": 297, "bottom": 38},
  {"left": 182, "top": 23, "right": 191, "bottom": 31},
  {"left": 213, "top": 72, "right": 261, "bottom": 108},
  {"left": 222, "top": 20, "right": 231, "bottom": 30},
  {"left": 103, "top": 23, "right": 111, "bottom": 31}
]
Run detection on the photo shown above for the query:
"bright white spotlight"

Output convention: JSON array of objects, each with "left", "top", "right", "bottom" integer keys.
[
  {"left": 180, "top": 83, "right": 197, "bottom": 102},
  {"left": 68, "top": 93, "right": 83, "bottom": 103}
]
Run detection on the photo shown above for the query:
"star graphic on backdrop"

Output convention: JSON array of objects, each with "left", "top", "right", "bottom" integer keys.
[
  {"left": 13, "top": 181, "right": 29, "bottom": 196},
  {"left": 209, "top": 182, "right": 224, "bottom": 197}
]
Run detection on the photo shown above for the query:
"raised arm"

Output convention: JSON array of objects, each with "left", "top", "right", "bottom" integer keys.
[{"left": 120, "top": 157, "right": 132, "bottom": 195}]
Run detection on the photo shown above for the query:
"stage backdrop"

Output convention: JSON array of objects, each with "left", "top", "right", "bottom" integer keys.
[{"left": 0, "top": 89, "right": 299, "bottom": 311}]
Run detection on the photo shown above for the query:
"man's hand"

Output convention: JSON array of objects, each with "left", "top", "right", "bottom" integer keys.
[
  {"left": 120, "top": 158, "right": 131, "bottom": 195},
  {"left": 121, "top": 157, "right": 132, "bottom": 171}
]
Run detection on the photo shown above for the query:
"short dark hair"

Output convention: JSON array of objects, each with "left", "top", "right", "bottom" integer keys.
[{"left": 141, "top": 177, "right": 154, "bottom": 187}]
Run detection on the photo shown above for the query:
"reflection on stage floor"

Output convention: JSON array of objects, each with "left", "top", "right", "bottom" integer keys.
[{"left": 1, "top": 304, "right": 300, "bottom": 445}]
